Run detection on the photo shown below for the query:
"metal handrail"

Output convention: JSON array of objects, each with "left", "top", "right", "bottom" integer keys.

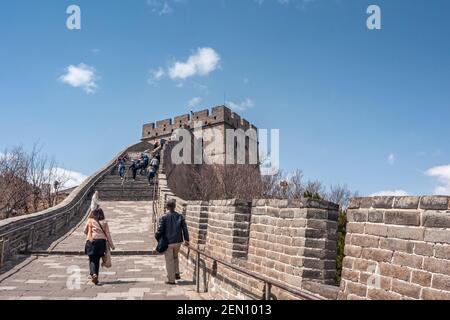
[
  {"left": 187, "top": 245, "right": 321, "bottom": 301},
  {"left": 0, "top": 162, "right": 114, "bottom": 238}
]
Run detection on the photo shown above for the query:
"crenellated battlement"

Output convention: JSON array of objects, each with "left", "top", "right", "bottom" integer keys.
[{"left": 141, "top": 105, "right": 257, "bottom": 141}]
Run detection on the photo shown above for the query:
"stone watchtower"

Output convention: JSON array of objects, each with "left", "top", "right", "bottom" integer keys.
[{"left": 141, "top": 105, "right": 258, "bottom": 165}]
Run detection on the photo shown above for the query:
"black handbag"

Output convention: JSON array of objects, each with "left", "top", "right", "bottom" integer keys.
[{"left": 156, "top": 236, "right": 169, "bottom": 254}]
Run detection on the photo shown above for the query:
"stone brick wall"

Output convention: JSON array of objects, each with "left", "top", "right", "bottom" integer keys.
[
  {"left": 339, "top": 196, "right": 450, "bottom": 300},
  {"left": 156, "top": 179, "right": 340, "bottom": 300}
]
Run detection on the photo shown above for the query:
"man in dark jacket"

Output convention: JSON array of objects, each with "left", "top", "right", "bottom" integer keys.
[{"left": 155, "top": 199, "right": 190, "bottom": 284}]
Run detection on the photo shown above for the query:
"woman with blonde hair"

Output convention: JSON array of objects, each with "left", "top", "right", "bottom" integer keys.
[{"left": 84, "top": 208, "right": 115, "bottom": 285}]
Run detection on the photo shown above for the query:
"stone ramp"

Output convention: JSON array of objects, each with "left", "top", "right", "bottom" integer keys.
[
  {"left": 0, "top": 201, "right": 200, "bottom": 300},
  {"left": 51, "top": 201, "right": 156, "bottom": 253}
]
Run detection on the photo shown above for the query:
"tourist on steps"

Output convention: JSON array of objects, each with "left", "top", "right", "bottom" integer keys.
[
  {"left": 147, "top": 156, "right": 160, "bottom": 185},
  {"left": 117, "top": 158, "right": 126, "bottom": 179},
  {"left": 84, "top": 208, "right": 115, "bottom": 285},
  {"left": 129, "top": 160, "right": 139, "bottom": 181},
  {"left": 155, "top": 199, "right": 190, "bottom": 285}
]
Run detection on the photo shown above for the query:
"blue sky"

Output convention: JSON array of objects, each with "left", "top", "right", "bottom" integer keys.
[{"left": 1, "top": 0, "right": 449, "bottom": 196}]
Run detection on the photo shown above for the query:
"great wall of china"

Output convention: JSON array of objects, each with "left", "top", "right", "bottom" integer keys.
[{"left": 0, "top": 105, "right": 449, "bottom": 300}]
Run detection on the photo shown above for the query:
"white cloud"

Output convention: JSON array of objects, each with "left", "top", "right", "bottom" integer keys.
[
  {"left": 152, "top": 67, "right": 165, "bottom": 80},
  {"left": 59, "top": 63, "right": 99, "bottom": 94},
  {"left": 52, "top": 168, "right": 87, "bottom": 189},
  {"left": 188, "top": 97, "right": 202, "bottom": 108},
  {"left": 388, "top": 153, "right": 395, "bottom": 165},
  {"left": 370, "top": 190, "right": 409, "bottom": 197},
  {"left": 147, "top": 0, "right": 187, "bottom": 16},
  {"left": 168, "top": 47, "right": 220, "bottom": 80},
  {"left": 425, "top": 164, "right": 450, "bottom": 195},
  {"left": 226, "top": 98, "right": 255, "bottom": 112}
]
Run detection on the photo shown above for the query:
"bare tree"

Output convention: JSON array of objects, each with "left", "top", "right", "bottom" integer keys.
[{"left": 0, "top": 144, "right": 70, "bottom": 219}]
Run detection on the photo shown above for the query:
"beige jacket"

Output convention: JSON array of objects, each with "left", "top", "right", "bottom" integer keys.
[{"left": 84, "top": 218, "right": 115, "bottom": 250}]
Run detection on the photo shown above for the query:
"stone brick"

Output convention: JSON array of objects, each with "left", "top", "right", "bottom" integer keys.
[
  {"left": 380, "top": 238, "right": 414, "bottom": 253},
  {"left": 372, "top": 197, "right": 394, "bottom": 209},
  {"left": 392, "top": 252, "right": 423, "bottom": 269},
  {"left": 384, "top": 210, "right": 420, "bottom": 226},
  {"left": 368, "top": 210, "right": 384, "bottom": 223},
  {"left": 423, "top": 257, "right": 450, "bottom": 276},
  {"left": 351, "top": 234, "right": 380, "bottom": 248},
  {"left": 344, "top": 245, "right": 362, "bottom": 258},
  {"left": 411, "top": 270, "right": 432, "bottom": 287},
  {"left": 423, "top": 211, "right": 450, "bottom": 228},
  {"left": 353, "top": 259, "right": 377, "bottom": 272},
  {"left": 424, "top": 229, "right": 450, "bottom": 244},
  {"left": 365, "top": 224, "right": 388, "bottom": 237},
  {"left": 419, "top": 196, "right": 449, "bottom": 210},
  {"left": 367, "top": 289, "right": 402, "bottom": 300},
  {"left": 387, "top": 226, "right": 424, "bottom": 241},
  {"left": 362, "top": 248, "right": 393, "bottom": 262},
  {"left": 379, "top": 262, "right": 410, "bottom": 281},
  {"left": 431, "top": 274, "right": 450, "bottom": 292},
  {"left": 391, "top": 279, "right": 421, "bottom": 299},
  {"left": 345, "top": 281, "right": 367, "bottom": 298},
  {"left": 347, "top": 209, "right": 368, "bottom": 222},
  {"left": 341, "top": 268, "right": 359, "bottom": 282},
  {"left": 348, "top": 198, "right": 361, "bottom": 209},
  {"left": 346, "top": 222, "right": 363, "bottom": 234},
  {"left": 342, "top": 257, "right": 354, "bottom": 269},
  {"left": 414, "top": 242, "right": 434, "bottom": 256},
  {"left": 393, "top": 196, "right": 420, "bottom": 209},
  {"left": 359, "top": 273, "right": 392, "bottom": 291},
  {"left": 435, "top": 245, "right": 450, "bottom": 260},
  {"left": 421, "top": 288, "right": 450, "bottom": 300}
]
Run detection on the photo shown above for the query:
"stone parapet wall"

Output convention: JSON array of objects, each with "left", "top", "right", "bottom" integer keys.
[
  {"left": 156, "top": 170, "right": 339, "bottom": 299},
  {"left": 339, "top": 196, "right": 450, "bottom": 300},
  {"left": 142, "top": 106, "right": 256, "bottom": 141},
  {"left": 0, "top": 141, "right": 150, "bottom": 268}
]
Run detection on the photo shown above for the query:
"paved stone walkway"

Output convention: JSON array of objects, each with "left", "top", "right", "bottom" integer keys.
[{"left": 0, "top": 202, "right": 200, "bottom": 300}]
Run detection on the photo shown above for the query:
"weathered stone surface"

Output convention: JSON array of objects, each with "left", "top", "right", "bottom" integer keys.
[
  {"left": 422, "top": 211, "right": 450, "bottom": 228},
  {"left": 365, "top": 224, "right": 388, "bottom": 237},
  {"left": 421, "top": 288, "right": 450, "bottom": 300},
  {"left": 368, "top": 210, "right": 384, "bottom": 223},
  {"left": 351, "top": 234, "right": 380, "bottom": 248},
  {"left": 341, "top": 268, "right": 359, "bottom": 282},
  {"left": 301, "top": 281, "right": 340, "bottom": 300},
  {"left": 345, "top": 281, "right": 367, "bottom": 297},
  {"left": 344, "top": 245, "right": 362, "bottom": 258},
  {"left": 391, "top": 279, "right": 421, "bottom": 299},
  {"left": 380, "top": 238, "right": 414, "bottom": 253},
  {"left": 431, "top": 274, "right": 450, "bottom": 292},
  {"left": 423, "top": 257, "right": 450, "bottom": 276},
  {"left": 392, "top": 252, "right": 423, "bottom": 269},
  {"left": 387, "top": 226, "right": 424, "bottom": 241},
  {"left": 347, "top": 209, "right": 368, "bottom": 222},
  {"left": 419, "top": 196, "right": 449, "bottom": 210},
  {"left": 385, "top": 210, "right": 421, "bottom": 226},
  {"left": 413, "top": 242, "right": 434, "bottom": 256},
  {"left": 379, "top": 262, "right": 410, "bottom": 281},
  {"left": 424, "top": 229, "right": 450, "bottom": 244},
  {"left": 347, "top": 222, "right": 364, "bottom": 234},
  {"left": 361, "top": 248, "right": 393, "bottom": 262},
  {"left": 393, "top": 197, "right": 420, "bottom": 210},
  {"left": 435, "top": 245, "right": 450, "bottom": 260},
  {"left": 367, "top": 288, "right": 402, "bottom": 300},
  {"left": 372, "top": 197, "right": 394, "bottom": 209},
  {"left": 411, "top": 270, "right": 432, "bottom": 287}
]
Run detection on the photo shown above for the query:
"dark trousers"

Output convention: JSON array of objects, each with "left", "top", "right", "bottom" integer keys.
[
  {"left": 131, "top": 169, "right": 137, "bottom": 180},
  {"left": 89, "top": 255, "right": 101, "bottom": 276}
]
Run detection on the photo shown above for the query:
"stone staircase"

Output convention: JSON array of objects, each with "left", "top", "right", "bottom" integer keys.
[{"left": 95, "top": 161, "right": 156, "bottom": 201}]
